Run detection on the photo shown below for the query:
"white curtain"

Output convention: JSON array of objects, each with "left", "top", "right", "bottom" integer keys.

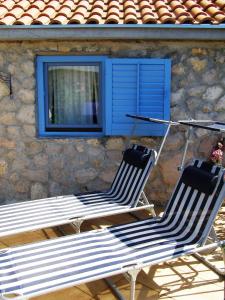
[{"left": 48, "top": 65, "right": 99, "bottom": 126}]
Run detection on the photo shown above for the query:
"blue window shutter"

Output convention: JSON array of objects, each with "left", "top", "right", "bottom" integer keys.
[{"left": 105, "top": 59, "right": 171, "bottom": 136}]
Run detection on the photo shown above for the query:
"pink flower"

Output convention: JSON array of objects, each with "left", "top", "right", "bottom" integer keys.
[{"left": 210, "top": 149, "right": 223, "bottom": 164}]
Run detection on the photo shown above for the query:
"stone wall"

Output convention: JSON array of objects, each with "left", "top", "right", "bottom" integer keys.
[{"left": 0, "top": 40, "right": 224, "bottom": 205}]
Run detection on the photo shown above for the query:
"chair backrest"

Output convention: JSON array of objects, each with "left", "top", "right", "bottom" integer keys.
[
  {"left": 109, "top": 144, "right": 157, "bottom": 207},
  {"left": 161, "top": 159, "right": 225, "bottom": 246}
]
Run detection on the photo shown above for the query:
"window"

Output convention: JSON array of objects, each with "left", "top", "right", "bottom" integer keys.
[
  {"left": 47, "top": 64, "right": 101, "bottom": 132},
  {"left": 37, "top": 56, "right": 171, "bottom": 137}
]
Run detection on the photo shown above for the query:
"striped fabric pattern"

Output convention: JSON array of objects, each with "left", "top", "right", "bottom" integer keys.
[
  {"left": 0, "top": 160, "right": 224, "bottom": 299},
  {"left": 0, "top": 144, "right": 156, "bottom": 237}
]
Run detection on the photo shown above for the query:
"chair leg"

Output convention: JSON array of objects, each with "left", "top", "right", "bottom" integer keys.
[
  {"left": 222, "top": 246, "right": 225, "bottom": 268},
  {"left": 70, "top": 219, "right": 84, "bottom": 233},
  {"left": 198, "top": 227, "right": 219, "bottom": 255},
  {"left": 104, "top": 268, "right": 140, "bottom": 300},
  {"left": 104, "top": 278, "right": 126, "bottom": 300},
  {"left": 129, "top": 273, "right": 137, "bottom": 300},
  {"left": 193, "top": 252, "right": 225, "bottom": 278},
  {"left": 193, "top": 238, "right": 225, "bottom": 278},
  {"left": 208, "top": 227, "right": 219, "bottom": 242},
  {"left": 140, "top": 191, "right": 156, "bottom": 217},
  {"left": 124, "top": 269, "right": 140, "bottom": 300}
]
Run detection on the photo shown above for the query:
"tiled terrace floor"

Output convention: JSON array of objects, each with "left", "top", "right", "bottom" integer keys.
[{"left": 0, "top": 206, "right": 224, "bottom": 300}]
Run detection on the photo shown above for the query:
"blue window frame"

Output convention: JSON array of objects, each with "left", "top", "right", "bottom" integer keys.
[
  {"left": 36, "top": 56, "right": 106, "bottom": 137},
  {"left": 36, "top": 56, "right": 171, "bottom": 138}
]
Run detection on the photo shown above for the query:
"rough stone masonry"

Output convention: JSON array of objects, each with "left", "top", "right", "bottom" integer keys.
[{"left": 0, "top": 40, "right": 224, "bottom": 205}]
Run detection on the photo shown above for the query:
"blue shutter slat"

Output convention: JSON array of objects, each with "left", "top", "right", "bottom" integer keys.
[
  {"left": 113, "top": 82, "right": 135, "bottom": 89},
  {"left": 105, "top": 58, "right": 171, "bottom": 136},
  {"left": 140, "top": 91, "right": 165, "bottom": 97},
  {"left": 140, "top": 64, "right": 165, "bottom": 71},
  {"left": 111, "top": 62, "right": 137, "bottom": 135},
  {"left": 140, "top": 107, "right": 164, "bottom": 112},
  {"left": 140, "top": 72, "right": 164, "bottom": 78},
  {"left": 113, "top": 88, "right": 137, "bottom": 94},
  {"left": 113, "top": 100, "right": 136, "bottom": 106},
  {"left": 140, "top": 98, "right": 164, "bottom": 104},
  {"left": 113, "top": 107, "right": 137, "bottom": 112},
  {"left": 140, "top": 84, "right": 165, "bottom": 89}
]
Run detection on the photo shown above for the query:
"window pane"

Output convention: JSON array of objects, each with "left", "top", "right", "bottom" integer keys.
[{"left": 47, "top": 65, "right": 100, "bottom": 127}]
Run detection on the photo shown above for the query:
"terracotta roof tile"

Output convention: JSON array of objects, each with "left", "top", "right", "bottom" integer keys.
[
  {"left": 0, "top": 0, "right": 224, "bottom": 25},
  {"left": 34, "top": 14, "right": 51, "bottom": 25},
  {"left": 177, "top": 14, "right": 195, "bottom": 23},
  {"left": 173, "top": 7, "right": 190, "bottom": 18},
  {"left": 47, "top": 0, "right": 61, "bottom": 10},
  {"left": 215, "top": 0, "right": 225, "bottom": 9},
  {"left": 0, "top": 15, "right": 16, "bottom": 25},
  {"left": 155, "top": 0, "right": 168, "bottom": 10},
  {"left": 57, "top": 5, "right": 73, "bottom": 17},
  {"left": 185, "top": 0, "right": 199, "bottom": 10},
  {"left": 214, "top": 12, "right": 225, "bottom": 21},
  {"left": 44, "top": 6, "right": 57, "bottom": 17},
  {"left": 8, "top": 6, "right": 24, "bottom": 18},
  {"left": 207, "top": 5, "right": 222, "bottom": 16},
  {"left": 93, "top": 0, "right": 105, "bottom": 9},
  {"left": 106, "top": 14, "right": 120, "bottom": 24},
  {"left": 30, "top": 1, "right": 46, "bottom": 11},
  {"left": 0, "top": 6, "right": 8, "bottom": 18},
  {"left": 15, "top": 0, "right": 30, "bottom": 10},
  {"left": 69, "top": 14, "right": 84, "bottom": 24},
  {"left": 14, "top": 14, "right": 33, "bottom": 25},
  {"left": 62, "top": 0, "right": 76, "bottom": 9},
  {"left": 26, "top": 7, "right": 42, "bottom": 19},
  {"left": 0, "top": 0, "right": 14, "bottom": 10},
  {"left": 50, "top": 14, "right": 68, "bottom": 24}
]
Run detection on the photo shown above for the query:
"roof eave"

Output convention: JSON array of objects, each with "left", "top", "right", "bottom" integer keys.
[{"left": 0, "top": 24, "right": 225, "bottom": 41}]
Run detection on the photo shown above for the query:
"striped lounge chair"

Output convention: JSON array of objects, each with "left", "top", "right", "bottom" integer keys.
[
  {"left": 0, "top": 159, "right": 224, "bottom": 300},
  {"left": 0, "top": 144, "right": 157, "bottom": 237}
]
